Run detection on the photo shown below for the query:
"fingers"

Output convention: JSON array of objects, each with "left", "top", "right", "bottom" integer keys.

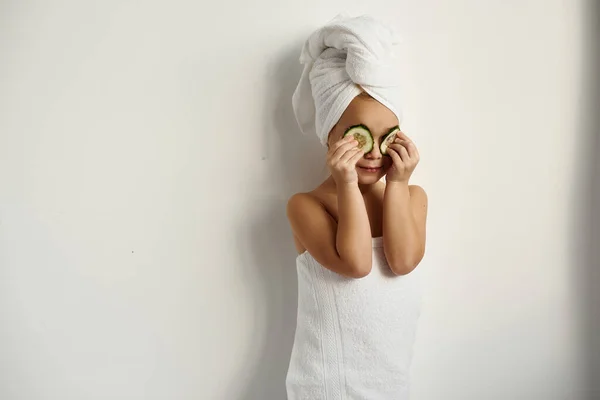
[
  {"left": 396, "top": 132, "right": 420, "bottom": 160},
  {"left": 399, "top": 144, "right": 410, "bottom": 161},
  {"left": 330, "top": 135, "right": 356, "bottom": 153},
  {"left": 388, "top": 138, "right": 419, "bottom": 173},
  {"left": 348, "top": 148, "right": 365, "bottom": 165},
  {"left": 388, "top": 143, "right": 410, "bottom": 162},
  {"left": 387, "top": 146, "right": 403, "bottom": 167},
  {"left": 329, "top": 135, "right": 354, "bottom": 151},
  {"left": 329, "top": 136, "right": 359, "bottom": 160},
  {"left": 397, "top": 131, "right": 412, "bottom": 142},
  {"left": 340, "top": 147, "right": 363, "bottom": 163},
  {"left": 329, "top": 142, "right": 358, "bottom": 163},
  {"left": 401, "top": 140, "right": 419, "bottom": 160},
  {"left": 327, "top": 135, "right": 365, "bottom": 179}
]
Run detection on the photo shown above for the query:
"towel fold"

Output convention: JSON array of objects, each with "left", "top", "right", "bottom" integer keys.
[{"left": 292, "top": 14, "right": 403, "bottom": 146}]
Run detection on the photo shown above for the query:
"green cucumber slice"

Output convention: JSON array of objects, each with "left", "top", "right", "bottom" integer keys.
[
  {"left": 343, "top": 124, "right": 374, "bottom": 153},
  {"left": 380, "top": 127, "right": 400, "bottom": 155}
]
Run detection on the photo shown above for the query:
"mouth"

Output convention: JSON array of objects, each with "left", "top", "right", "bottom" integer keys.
[{"left": 358, "top": 166, "right": 382, "bottom": 173}]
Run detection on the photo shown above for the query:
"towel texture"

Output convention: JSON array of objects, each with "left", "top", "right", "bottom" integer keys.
[
  {"left": 292, "top": 14, "right": 403, "bottom": 146},
  {"left": 286, "top": 237, "right": 422, "bottom": 399}
]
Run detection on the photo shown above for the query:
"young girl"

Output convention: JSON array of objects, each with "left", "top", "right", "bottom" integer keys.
[{"left": 285, "top": 15, "right": 428, "bottom": 399}]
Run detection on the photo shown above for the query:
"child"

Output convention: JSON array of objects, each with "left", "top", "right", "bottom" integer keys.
[{"left": 285, "top": 15, "right": 428, "bottom": 399}]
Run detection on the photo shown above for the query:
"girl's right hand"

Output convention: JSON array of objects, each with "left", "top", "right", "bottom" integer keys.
[{"left": 327, "top": 135, "right": 365, "bottom": 184}]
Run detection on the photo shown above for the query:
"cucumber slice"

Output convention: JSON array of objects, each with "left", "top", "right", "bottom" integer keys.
[
  {"left": 380, "top": 127, "right": 400, "bottom": 155},
  {"left": 343, "top": 124, "right": 374, "bottom": 153}
]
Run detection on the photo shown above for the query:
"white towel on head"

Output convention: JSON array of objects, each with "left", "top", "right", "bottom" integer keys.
[{"left": 292, "top": 14, "right": 403, "bottom": 146}]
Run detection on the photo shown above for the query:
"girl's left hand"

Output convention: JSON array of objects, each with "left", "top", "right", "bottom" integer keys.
[{"left": 386, "top": 132, "right": 420, "bottom": 183}]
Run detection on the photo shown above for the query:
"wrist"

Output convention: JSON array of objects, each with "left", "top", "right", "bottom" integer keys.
[
  {"left": 336, "top": 181, "right": 359, "bottom": 192},
  {"left": 386, "top": 179, "right": 410, "bottom": 189},
  {"left": 385, "top": 180, "right": 411, "bottom": 200}
]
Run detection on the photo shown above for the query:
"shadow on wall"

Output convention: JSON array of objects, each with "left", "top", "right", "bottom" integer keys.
[
  {"left": 577, "top": 0, "right": 600, "bottom": 398},
  {"left": 234, "top": 41, "right": 325, "bottom": 400}
]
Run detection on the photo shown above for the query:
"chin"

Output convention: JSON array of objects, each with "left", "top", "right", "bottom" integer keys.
[
  {"left": 356, "top": 163, "right": 390, "bottom": 184},
  {"left": 357, "top": 171, "right": 386, "bottom": 185}
]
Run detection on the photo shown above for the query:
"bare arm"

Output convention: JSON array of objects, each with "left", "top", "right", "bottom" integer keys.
[
  {"left": 383, "top": 131, "right": 428, "bottom": 275},
  {"left": 287, "top": 187, "right": 373, "bottom": 278},
  {"left": 382, "top": 183, "right": 428, "bottom": 275},
  {"left": 286, "top": 135, "right": 373, "bottom": 278},
  {"left": 335, "top": 182, "right": 373, "bottom": 272}
]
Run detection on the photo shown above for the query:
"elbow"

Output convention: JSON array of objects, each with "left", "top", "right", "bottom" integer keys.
[
  {"left": 335, "top": 248, "right": 372, "bottom": 279},
  {"left": 347, "top": 266, "right": 371, "bottom": 279},
  {"left": 324, "top": 257, "right": 371, "bottom": 279},
  {"left": 389, "top": 261, "right": 418, "bottom": 276},
  {"left": 387, "top": 252, "right": 424, "bottom": 276},
  {"left": 345, "top": 259, "right": 372, "bottom": 279}
]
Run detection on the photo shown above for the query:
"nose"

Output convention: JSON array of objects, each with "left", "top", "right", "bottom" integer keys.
[{"left": 365, "top": 140, "right": 382, "bottom": 159}]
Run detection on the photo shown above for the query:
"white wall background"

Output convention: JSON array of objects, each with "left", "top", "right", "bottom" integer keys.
[{"left": 0, "top": 1, "right": 596, "bottom": 399}]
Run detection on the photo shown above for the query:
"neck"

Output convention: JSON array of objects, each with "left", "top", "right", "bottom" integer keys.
[{"left": 358, "top": 182, "right": 379, "bottom": 194}]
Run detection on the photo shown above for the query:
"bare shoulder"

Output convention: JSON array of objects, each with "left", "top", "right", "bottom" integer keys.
[
  {"left": 286, "top": 190, "right": 337, "bottom": 255},
  {"left": 408, "top": 185, "right": 428, "bottom": 220},
  {"left": 286, "top": 190, "right": 332, "bottom": 233},
  {"left": 287, "top": 182, "right": 334, "bottom": 218},
  {"left": 287, "top": 191, "right": 324, "bottom": 216},
  {"left": 409, "top": 185, "right": 428, "bottom": 203}
]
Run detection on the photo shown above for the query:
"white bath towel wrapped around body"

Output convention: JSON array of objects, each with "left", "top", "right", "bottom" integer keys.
[{"left": 286, "top": 238, "right": 422, "bottom": 399}]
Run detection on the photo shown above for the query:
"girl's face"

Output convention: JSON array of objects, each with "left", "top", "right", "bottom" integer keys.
[{"left": 328, "top": 94, "right": 399, "bottom": 185}]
